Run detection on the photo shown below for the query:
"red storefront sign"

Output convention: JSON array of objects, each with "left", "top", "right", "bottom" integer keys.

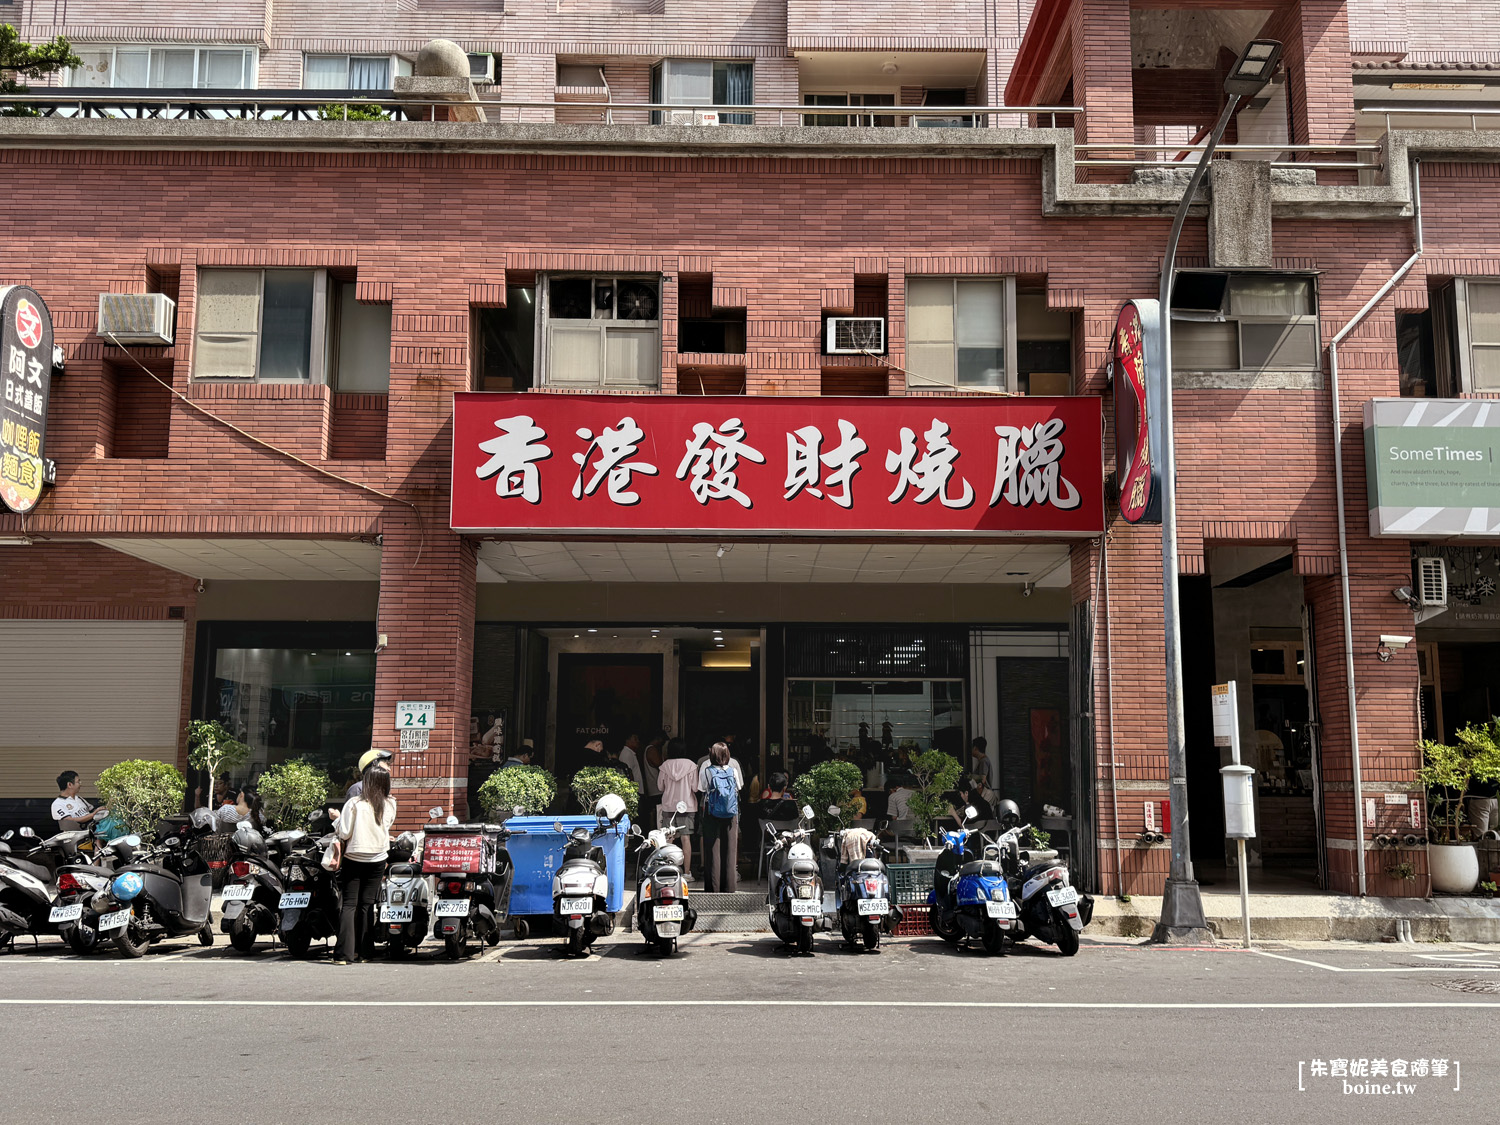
[
  {"left": 1112, "top": 300, "right": 1163, "bottom": 525},
  {"left": 452, "top": 393, "right": 1104, "bottom": 536}
]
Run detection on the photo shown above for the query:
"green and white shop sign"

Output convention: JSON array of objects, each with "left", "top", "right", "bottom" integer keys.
[{"left": 1364, "top": 398, "right": 1500, "bottom": 537}]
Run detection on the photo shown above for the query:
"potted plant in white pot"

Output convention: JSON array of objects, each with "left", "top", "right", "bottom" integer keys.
[
  {"left": 1420, "top": 720, "right": 1500, "bottom": 894},
  {"left": 904, "top": 749, "right": 963, "bottom": 861}
]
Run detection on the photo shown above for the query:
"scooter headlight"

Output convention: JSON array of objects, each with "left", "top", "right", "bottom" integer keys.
[{"left": 111, "top": 871, "right": 144, "bottom": 902}]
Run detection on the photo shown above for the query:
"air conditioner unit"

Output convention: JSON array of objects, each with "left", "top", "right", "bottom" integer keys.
[
  {"left": 825, "top": 316, "right": 886, "bottom": 355},
  {"left": 468, "top": 53, "right": 495, "bottom": 83},
  {"left": 1416, "top": 557, "right": 1448, "bottom": 607},
  {"left": 97, "top": 292, "right": 176, "bottom": 346},
  {"left": 668, "top": 110, "right": 719, "bottom": 126}
]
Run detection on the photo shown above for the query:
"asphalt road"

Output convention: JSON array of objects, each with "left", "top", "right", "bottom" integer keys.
[{"left": 3, "top": 930, "right": 1497, "bottom": 1124}]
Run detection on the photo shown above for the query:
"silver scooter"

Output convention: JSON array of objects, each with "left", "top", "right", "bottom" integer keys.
[
  {"left": 629, "top": 801, "right": 698, "bottom": 955},
  {"left": 765, "top": 803, "right": 826, "bottom": 954}
]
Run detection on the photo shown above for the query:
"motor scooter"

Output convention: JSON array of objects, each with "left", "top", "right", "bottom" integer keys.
[
  {"left": 764, "top": 803, "right": 825, "bottom": 953},
  {"left": 220, "top": 821, "right": 302, "bottom": 954},
  {"left": 629, "top": 800, "right": 698, "bottom": 955},
  {"left": 424, "top": 805, "right": 517, "bottom": 959},
  {"left": 277, "top": 812, "right": 341, "bottom": 958},
  {"left": 52, "top": 833, "right": 141, "bottom": 955},
  {"left": 929, "top": 806, "right": 1017, "bottom": 954},
  {"left": 373, "top": 826, "right": 431, "bottom": 959},
  {"left": 90, "top": 831, "right": 215, "bottom": 957},
  {"left": 825, "top": 810, "right": 900, "bottom": 952},
  {"left": 551, "top": 795, "right": 628, "bottom": 957},
  {"left": 997, "top": 823, "right": 1092, "bottom": 957},
  {"left": 0, "top": 826, "right": 76, "bottom": 947}
]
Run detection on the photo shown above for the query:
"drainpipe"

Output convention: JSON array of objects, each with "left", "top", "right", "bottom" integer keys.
[{"left": 1327, "top": 158, "right": 1424, "bottom": 897}]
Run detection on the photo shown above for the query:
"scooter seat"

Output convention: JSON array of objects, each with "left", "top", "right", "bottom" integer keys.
[
  {"left": 560, "top": 858, "right": 598, "bottom": 875},
  {"left": 4, "top": 857, "right": 53, "bottom": 884},
  {"left": 851, "top": 858, "right": 885, "bottom": 874},
  {"left": 959, "top": 860, "right": 1004, "bottom": 878},
  {"left": 388, "top": 863, "right": 420, "bottom": 878}
]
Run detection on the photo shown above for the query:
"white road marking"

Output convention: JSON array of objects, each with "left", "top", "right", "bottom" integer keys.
[
  {"left": 0, "top": 999, "right": 1496, "bottom": 1009},
  {"left": 1251, "top": 949, "right": 1500, "bottom": 974}
]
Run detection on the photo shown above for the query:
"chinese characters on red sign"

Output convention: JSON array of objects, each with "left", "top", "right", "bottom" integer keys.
[
  {"left": 0, "top": 286, "right": 54, "bottom": 515},
  {"left": 451, "top": 393, "right": 1104, "bottom": 536},
  {"left": 1113, "top": 300, "right": 1162, "bottom": 525}
]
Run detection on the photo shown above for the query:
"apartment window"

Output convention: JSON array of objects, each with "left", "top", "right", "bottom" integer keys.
[
  {"left": 542, "top": 275, "right": 660, "bottom": 389},
  {"left": 802, "top": 93, "right": 896, "bottom": 128},
  {"left": 650, "top": 60, "right": 753, "bottom": 124},
  {"left": 1170, "top": 273, "right": 1320, "bottom": 373},
  {"left": 69, "top": 46, "right": 255, "bottom": 89},
  {"left": 1444, "top": 279, "right": 1500, "bottom": 393},
  {"left": 1396, "top": 310, "right": 1436, "bottom": 398},
  {"left": 194, "top": 270, "right": 390, "bottom": 390},
  {"left": 304, "top": 55, "right": 414, "bottom": 91},
  {"left": 906, "top": 277, "right": 1016, "bottom": 391},
  {"left": 916, "top": 88, "right": 975, "bottom": 128}
]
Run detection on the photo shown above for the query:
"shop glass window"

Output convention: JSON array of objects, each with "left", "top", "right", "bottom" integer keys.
[
  {"left": 801, "top": 93, "right": 896, "bottom": 128},
  {"left": 650, "top": 60, "right": 754, "bottom": 124},
  {"left": 68, "top": 46, "right": 255, "bottom": 89},
  {"left": 194, "top": 269, "right": 391, "bottom": 389},
  {"left": 785, "top": 679, "right": 965, "bottom": 774},
  {"left": 906, "top": 277, "right": 1013, "bottom": 391},
  {"left": 1170, "top": 272, "right": 1320, "bottom": 373},
  {"left": 541, "top": 275, "right": 660, "bottom": 389},
  {"left": 303, "top": 54, "right": 403, "bottom": 91}
]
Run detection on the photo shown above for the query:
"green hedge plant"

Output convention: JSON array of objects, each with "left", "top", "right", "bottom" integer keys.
[
  {"left": 791, "top": 760, "right": 864, "bottom": 833},
  {"left": 96, "top": 759, "right": 185, "bottom": 842},
  {"left": 907, "top": 749, "right": 963, "bottom": 842},
  {"left": 317, "top": 101, "right": 390, "bottom": 121},
  {"left": 257, "top": 759, "right": 331, "bottom": 829},
  {"left": 478, "top": 765, "right": 557, "bottom": 820},
  {"left": 570, "top": 767, "right": 639, "bottom": 818}
]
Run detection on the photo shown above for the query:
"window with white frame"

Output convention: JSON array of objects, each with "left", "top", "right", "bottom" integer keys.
[
  {"left": 905, "top": 277, "right": 1015, "bottom": 391},
  {"left": 68, "top": 46, "right": 256, "bottom": 89},
  {"left": 303, "top": 54, "right": 413, "bottom": 91},
  {"left": 194, "top": 270, "right": 391, "bottom": 390},
  {"left": 541, "top": 275, "right": 660, "bottom": 389},
  {"left": 1441, "top": 279, "right": 1500, "bottom": 393},
  {"left": 650, "top": 60, "right": 753, "bottom": 124},
  {"left": 1170, "top": 272, "right": 1320, "bottom": 373}
]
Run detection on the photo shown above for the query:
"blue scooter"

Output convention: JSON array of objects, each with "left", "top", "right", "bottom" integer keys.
[
  {"left": 928, "top": 805, "right": 1017, "bottom": 954},
  {"left": 825, "top": 811, "right": 901, "bottom": 952}
]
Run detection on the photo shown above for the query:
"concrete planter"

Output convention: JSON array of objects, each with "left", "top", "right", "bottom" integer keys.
[{"left": 1429, "top": 843, "right": 1480, "bottom": 894}]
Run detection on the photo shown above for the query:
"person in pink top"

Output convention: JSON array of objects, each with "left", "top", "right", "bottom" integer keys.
[{"left": 655, "top": 737, "right": 700, "bottom": 878}]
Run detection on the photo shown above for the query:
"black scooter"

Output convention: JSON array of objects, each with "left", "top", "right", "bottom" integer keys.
[
  {"left": 0, "top": 827, "right": 87, "bottom": 948},
  {"left": 53, "top": 833, "right": 141, "bottom": 955},
  {"left": 220, "top": 821, "right": 303, "bottom": 954},
  {"left": 277, "top": 811, "right": 342, "bottom": 958}
]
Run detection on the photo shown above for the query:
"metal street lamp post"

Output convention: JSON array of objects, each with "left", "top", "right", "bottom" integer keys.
[{"left": 1152, "top": 39, "right": 1283, "bottom": 944}]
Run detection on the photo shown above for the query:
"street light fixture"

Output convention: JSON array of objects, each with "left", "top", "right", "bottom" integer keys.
[{"left": 1152, "top": 37, "right": 1282, "bottom": 944}]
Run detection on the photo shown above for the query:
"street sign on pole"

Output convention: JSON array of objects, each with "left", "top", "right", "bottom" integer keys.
[{"left": 1211, "top": 681, "right": 1240, "bottom": 755}]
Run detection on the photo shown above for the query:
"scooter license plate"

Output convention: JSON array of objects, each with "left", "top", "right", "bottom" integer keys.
[
  {"left": 654, "top": 904, "right": 684, "bottom": 922},
  {"left": 380, "top": 904, "right": 414, "bottom": 923},
  {"left": 434, "top": 899, "right": 470, "bottom": 917},
  {"left": 98, "top": 908, "right": 131, "bottom": 932},
  {"left": 856, "top": 898, "right": 888, "bottom": 916},
  {"left": 221, "top": 884, "right": 255, "bottom": 902},
  {"left": 986, "top": 900, "right": 1017, "bottom": 919},
  {"left": 49, "top": 903, "right": 83, "bottom": 924},
  {"left": 790, "top": 899, "right": 821, "bottom": 918},
  {"left": 278, "top": 892, "right": 311, "bottom": 910},
  {"left": 1047, "top": 886, "right": 1079, "bottom": 907},
  {"left": 560, "top": 897, "right": 593, "bottom": 914}
]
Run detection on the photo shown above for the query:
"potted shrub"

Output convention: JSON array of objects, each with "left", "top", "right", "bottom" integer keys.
[
  {"left": 1420, "top": 720, "right": 1500, "bottom": 893},
  {"left": 570, "top": 767, "right": 639, "bottom": 819},
  {"left": 478, "top": 765, "right": 557, "bottom": 821},
  {"left": 96, "top": 759, "right": 186, "bottom": 843},
  {"left": 187, "top": 719, "right": 250, "bottom": 807},
  {"left": 906, "top": 749, "right": 964, "bottom": 855},
  {"left": 256, "top": 759, "right": 331, "bottom": 830},
  {"left": 790, "top": 760, "right": 865, "bottom": 834}
]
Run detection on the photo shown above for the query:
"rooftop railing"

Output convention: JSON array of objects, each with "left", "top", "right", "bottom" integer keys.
[
  {"left": 1074, "top": 141, "right": 1383, "bottom": 172},
  {"left": 1358, "top": 103, "right": 1500, "bottom": 134}
]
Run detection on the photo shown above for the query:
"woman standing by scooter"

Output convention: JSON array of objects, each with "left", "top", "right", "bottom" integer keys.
[{"left": 333, "top": 750, "right": 395, "bottom": 965}]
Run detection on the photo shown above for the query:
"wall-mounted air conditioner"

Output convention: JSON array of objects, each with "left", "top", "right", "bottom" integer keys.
[
  {"left": 468, "top": 53, "right": 496, "bottom": 84},
  {"left": 1417, "top": 557, "right": 1448, "bottom": 607},
  {"left": 825, "top": 316, "right": 886, "bottom": 355},
  {"left": 97, "top": 293, "right": 176, "bottom": 346},
  {"left": 668, "top": 110, "right": 719, "bottom": 126}
]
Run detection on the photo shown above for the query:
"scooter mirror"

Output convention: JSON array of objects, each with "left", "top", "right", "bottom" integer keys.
[
  {"left": 964, "top": 805, "right": 978, "bottom": 821},
  {"left": 801, "top": 805, "right": 814, "bottom": 821},
  {"left": 428, "top": 807, "right": 444, "bottom": 819},
  {"left": 676, "top": 801, "right": 687, "bottom": 815},
  {"left": 553, "top": 820, "right": 564, "bottom": 833},
  {"left": 164, "top": 837, "right": 180, "bottom": 847},
  {"left": 446, "top": 815, "right": 459, "bottom": 826},
  {"left": 18, "top": 827, "right": 35, "bottom": 838},
  {"left": 827, "top": 805, "right": 842, "bottom": 817},
  {"left": 512, "top": 806, "right": 525, "bottom": 818}
]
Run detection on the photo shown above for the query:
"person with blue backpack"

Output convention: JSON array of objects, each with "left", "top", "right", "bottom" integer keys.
[{"left": 698, "top": 742, "right": 743, "bottom": 893}]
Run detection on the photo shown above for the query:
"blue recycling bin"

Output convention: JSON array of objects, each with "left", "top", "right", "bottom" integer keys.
[{"left": 504, "top": 815, "right": 631, "bottom": 915}]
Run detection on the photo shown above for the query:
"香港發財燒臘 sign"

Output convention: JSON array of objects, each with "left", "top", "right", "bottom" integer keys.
[{"left": 450, "top": 392, "right": 1105, "bottom": 536}]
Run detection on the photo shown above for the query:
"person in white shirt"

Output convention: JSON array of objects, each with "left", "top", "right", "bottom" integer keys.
[
  {"left": 616, "top": 734, "right": 643, "bottom": 788},
  {"left": 333, "top": 750, "right": 396, "bottom": 964},
  {"left": 52, "top": 771, "right": 105, "bottom": 834}
]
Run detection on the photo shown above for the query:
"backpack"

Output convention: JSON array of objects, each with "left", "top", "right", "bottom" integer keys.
[{"left": 705, "top": 765, "right": 739, "bottom": 819}]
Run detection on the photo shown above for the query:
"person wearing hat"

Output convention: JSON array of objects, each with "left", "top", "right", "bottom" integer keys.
[
  {"left": 333, "top": 750, "right": 395, "bottom": 964},
  {"left": 345, "top": 749, "right": 393, "bottom": 800}
]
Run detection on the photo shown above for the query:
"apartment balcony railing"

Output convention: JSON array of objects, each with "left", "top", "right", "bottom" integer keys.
[
  {"left": 1358, "top": 103, "right": 1500, "bottom": 134},
  {"left": 1074, "top": 142, "right": 1384, "bottom": 173},
  {"left": 0, "top": 90, "right": 1078, "bottom": 129}
]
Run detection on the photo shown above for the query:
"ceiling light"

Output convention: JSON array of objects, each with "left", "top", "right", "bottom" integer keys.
[
  {"left": 344, "top": 651, "right": 352, "bottom": 656},
  {"left": 588, "top": 628, "right": 598, "bottom": 633}
]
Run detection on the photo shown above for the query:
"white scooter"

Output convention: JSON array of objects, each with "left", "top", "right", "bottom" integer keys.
[
  {"left": 551, "top": 795, "right": 627, "bottom": 957},
  {"left": 629, "top": 801, "right": 697, "bottom": 955},
  {"left": 765, "top": 804, "right": 826, "bottom": 954}
]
